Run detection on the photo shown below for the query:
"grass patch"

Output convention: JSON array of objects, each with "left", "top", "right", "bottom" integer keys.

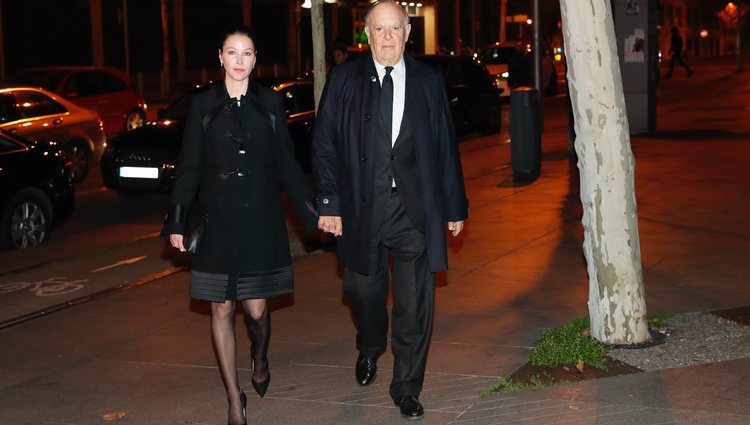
[
  {"left": 483, "top": 315, "right": 664, "bottom": 395},
  {"left": 481, "top": 375, "right": 549, "bottom": 396},
  {"left": 647, "top": 313, "right": 673, "bottom": 331},
  {"left": 530, "top": 317, "right": 609, "bottom": 370}
]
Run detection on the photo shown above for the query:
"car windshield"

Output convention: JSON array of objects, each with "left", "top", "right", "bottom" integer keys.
[
  {"left": 480, "top": 47, "right": 515, "bottom": 64},
  {"left": 10, "top": 70, "right": 67, "bottom": 92},
  {"left": 161, "top": 95, "right": 193, "bottom": 121},
  {"left": 413, "top": 56, "right": 450, "bottom": 74}
]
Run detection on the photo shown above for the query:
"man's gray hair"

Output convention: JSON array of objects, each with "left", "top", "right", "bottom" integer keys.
[{"left": 364, "top": 0, "right": 410, "bottom": 26}]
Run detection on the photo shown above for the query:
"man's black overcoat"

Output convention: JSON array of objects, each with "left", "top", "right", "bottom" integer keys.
[{"left": 313, "top": 54, "right": 468, "bottom": 275}]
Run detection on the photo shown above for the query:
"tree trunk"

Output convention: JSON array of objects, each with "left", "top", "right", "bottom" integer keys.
[
  {"left": 499, "top": 0, "right": 507, "bottom": 42},
  {"left": 160, "top": 0, "right": 170, "bottom": 99},
  {"left": 0, "top": 1, "right": 5, "bottom": 81},
  {"left": 311, "top": 0, "right": 326, "bottom": 111},
  {"left": 559, "top": 0, "right": 649, "bottom": 344},
  {"left": 90, "top": 0, "right": 104, "bottom": 66}
]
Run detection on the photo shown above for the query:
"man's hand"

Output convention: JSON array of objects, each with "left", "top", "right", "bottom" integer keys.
[
  {"left": 448, "top": 221, "right": 464, "bottom": 237},
  {"left": 169, "top": 234, "right": 186, "bottom": 252},
  {"left": 319, "top": 216, "right": 343, "bottom": 236}
]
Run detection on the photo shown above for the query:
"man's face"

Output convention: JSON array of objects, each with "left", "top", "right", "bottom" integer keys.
[
  {"left": 365, "top": 3, "right": 411, "bottom": 67},
  {"left": 333, "top": 50, "right": 347, "bottom": 65}
]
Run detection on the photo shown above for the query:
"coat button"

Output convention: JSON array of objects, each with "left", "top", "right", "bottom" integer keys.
[
  {"left": 361, "top": 155, "right": 367, "bottom": 161},
  {"left": 364, "top": 115, "right": 371, "bottom": 121},
  {"left": 322, "top": 198, "right": 329, "bottom": 205},
  {"left": 390, "top": 154, "right": 397, "bottom": 160}
]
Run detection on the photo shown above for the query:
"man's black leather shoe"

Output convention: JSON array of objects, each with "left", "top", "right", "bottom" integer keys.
[
  {"left": 355, "top": 354, "right": 377, "bottom": 386},
  {"left": 395, "top": 395, "right": 424, "bottom": 420}
]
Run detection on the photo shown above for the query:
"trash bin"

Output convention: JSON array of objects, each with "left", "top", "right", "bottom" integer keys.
[{"left": 510, "top": 87, "right": 541, "bottom": 182}]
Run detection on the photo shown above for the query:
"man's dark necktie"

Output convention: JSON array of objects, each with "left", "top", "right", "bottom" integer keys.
[{"left": 380, "top": 66, "right": 394, "bottom": 142}]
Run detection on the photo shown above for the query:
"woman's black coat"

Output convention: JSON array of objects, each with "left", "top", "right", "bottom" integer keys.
[{"left": 162, "top": 81, "right": 317, "bottom": 282}]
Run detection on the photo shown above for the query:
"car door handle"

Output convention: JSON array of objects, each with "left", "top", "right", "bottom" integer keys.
[{"left": 52, "top": 118, "right": 63, "bottom": 125}]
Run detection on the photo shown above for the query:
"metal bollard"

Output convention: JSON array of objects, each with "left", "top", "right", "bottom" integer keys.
[{"left": 510, "top": 87, "right": 541, "bottom": 182}]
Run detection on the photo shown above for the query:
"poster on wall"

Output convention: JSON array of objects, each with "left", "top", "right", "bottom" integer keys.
[
  {"left": 624, "top": 28, "right": 645, "bottom": 63},
  {"left": 626, "top": 0, "right": 640, "bottom": 15}
]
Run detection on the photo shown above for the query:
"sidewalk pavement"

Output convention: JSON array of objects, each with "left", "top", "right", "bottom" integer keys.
[{"left": 0, "top": 56, "right": 749, "bottom": 424}]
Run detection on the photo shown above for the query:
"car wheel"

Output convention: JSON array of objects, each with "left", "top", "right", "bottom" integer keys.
[
  {"left": 65, "top": 140, "right": 91, "bottom": 183},
  {"left": 0, "top": 191, "right": 52, "bottom": 250},
  {"left": 482, "top": 104, "right": 502, "bottom": 135},
  {"left": 125, "top": 108, "right": 146, "bottom": 132}
]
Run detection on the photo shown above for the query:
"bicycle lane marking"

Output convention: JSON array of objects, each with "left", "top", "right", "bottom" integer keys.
[
  {"left": 0, "top": 236, "right": 181, "bottom": 325},
  {"left": 0, "top": 277, "right": 89, "bottom": 296}
]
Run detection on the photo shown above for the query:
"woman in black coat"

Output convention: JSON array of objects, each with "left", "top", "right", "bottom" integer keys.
[{"left": 162, "top": 25, "right": 317, "bottom": 425}]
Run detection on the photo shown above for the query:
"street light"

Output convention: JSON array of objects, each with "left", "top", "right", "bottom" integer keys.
[{"left": 301, "top": 0, "right": 336, "bottom": 7}]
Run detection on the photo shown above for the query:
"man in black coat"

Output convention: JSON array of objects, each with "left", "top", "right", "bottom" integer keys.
[{"left": 313, "top": 0, "right": 468, "bottom": 420}]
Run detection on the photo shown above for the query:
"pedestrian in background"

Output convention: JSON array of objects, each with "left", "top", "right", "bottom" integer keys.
[
  {"left": 162, "top": 24, "right": 317, "bottom": 425},
  {"left": 331, "top": 42, "right": 349, "bottom": 66},
  {"left": 313, "top": 0, "right": 468, "bottom": 420},
  {"left": 327, "top": 42, "right": 350, "bottom": 75},
  {"left": 664, "top": 27, "right": 693, "bottom": 78},
  {"left": 508, "top": 38, "right": 532, "bottom": 89}
]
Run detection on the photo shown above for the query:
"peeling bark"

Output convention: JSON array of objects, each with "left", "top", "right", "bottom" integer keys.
[
  {"left": 559, "top": 0, "right": 649, "bottom": 344},
  {"left": 311, "top": 0, "right": 326, "bottom": 111}
]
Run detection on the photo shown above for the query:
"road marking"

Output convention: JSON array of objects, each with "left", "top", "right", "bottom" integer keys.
[
  {"left": 0, "top": 277, "right": 88, "bottom": 296},
  {"left": 90, "top": 256, "right": 147, "bottom": 273}
]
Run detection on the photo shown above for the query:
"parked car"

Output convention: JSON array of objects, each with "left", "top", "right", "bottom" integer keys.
[
  {"left": 0, "top": 130, "right": 75, "bottom": 250},
  {"left": 414, "top": 55, "right": 502, "bottom": 135},
  {"left": 0, "top": 86, "right": 107, "bottom": 182},
  {"left": 101, "top": 79, "right": 316, "bottom": 192},
  {"left": 9, "top": 66, "right": 147, "bottom": 138},
  {"left": 478, "top": 41, "right": 558, "bottom": 97}
]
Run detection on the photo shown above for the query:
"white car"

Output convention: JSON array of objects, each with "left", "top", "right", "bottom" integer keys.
[{"left": 478, "top": 42, "right": 559, "bottom": 97}]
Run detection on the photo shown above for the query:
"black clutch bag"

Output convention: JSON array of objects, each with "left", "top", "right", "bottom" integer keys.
[{"left": 184, "top": 202, "right": 208, "bottom": 255}]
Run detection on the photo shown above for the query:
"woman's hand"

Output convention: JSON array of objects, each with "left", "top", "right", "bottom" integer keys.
[
  {"left": 169, "top": 234, "right": 186, "bottom": 252},
  {"left": 448, "top": 221, "right": 464, "bottom": 237}
]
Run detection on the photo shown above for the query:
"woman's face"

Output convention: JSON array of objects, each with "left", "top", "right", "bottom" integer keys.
[{"left": 219, "top": 34, "right": 256, "bottom": 82}]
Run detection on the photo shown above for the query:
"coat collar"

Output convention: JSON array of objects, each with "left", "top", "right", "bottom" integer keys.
[
  {"left": 212, "top": 79, "right": 257, "bottom": 101},
  {"left": 354, "top": 52, "right": 421, "bottom": 82}
]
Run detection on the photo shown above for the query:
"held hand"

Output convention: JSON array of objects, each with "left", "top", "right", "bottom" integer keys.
[
  {"left": 169, "top": 234, "right": 186, "bottom": 252},
  {"left": 448, "top": 221, "right": 464, "bottom": 237},
  {"left": 318, "top": 216, "right": 343, "bottom": 236}
]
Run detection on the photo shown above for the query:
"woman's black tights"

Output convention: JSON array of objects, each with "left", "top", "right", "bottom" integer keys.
[
  {"left": 211, "top": 301, "right": 245, "bottom": 425},
  {"left": 246, "top": 306, "right": 270, "bottom": 389},
  {"left": 211, "top": 298, "right": 269, "bottom": 424}
]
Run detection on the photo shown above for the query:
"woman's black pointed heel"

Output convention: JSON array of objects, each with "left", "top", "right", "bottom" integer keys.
[
  {"left": 227, "top": 388, "right": 247, "bottom": 425},
  {"left": 248, "top": 310, "right": 271, "bottom": 398},
  {"left": 240, "top": 389, "right": 247, "bottom": 425},
  {"left": 251, "top": 347, "right": 270, "bottom": 397}
]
